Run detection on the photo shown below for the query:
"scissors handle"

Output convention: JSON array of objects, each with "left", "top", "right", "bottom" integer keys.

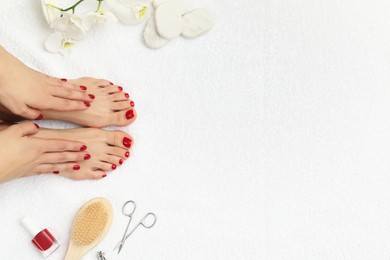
[
  {"left": 114, "top": 213, "right": 157, "bottom": 251},
  {"left": 122, "top": 200, "right": 136, "bottom": 216},
  {"left": 140, "top": 213, "right": 157, "bottom": 228},
  {"left": 124, "top": 213, "right": 157, "bottom": 241}
]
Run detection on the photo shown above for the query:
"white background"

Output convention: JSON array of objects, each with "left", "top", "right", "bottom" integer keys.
[{"left": 0, "top": 0, "right": 389, "bottom": 259}]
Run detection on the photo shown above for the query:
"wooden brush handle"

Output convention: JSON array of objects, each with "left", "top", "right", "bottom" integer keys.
[{"left": 64, "top": 244, "right": 85, "bottom": 260}]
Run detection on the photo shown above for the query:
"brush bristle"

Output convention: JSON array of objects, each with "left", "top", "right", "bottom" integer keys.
[{"left": 71, "top": 200, "right": 110, "bottom": 246}]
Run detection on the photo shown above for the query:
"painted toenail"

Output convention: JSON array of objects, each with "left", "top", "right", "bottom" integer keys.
[
  {"left": 102, "top": 174, "right": 107, "bottom": 178},
  {"left": 125, "top": 151, "right": 130, "bottom": 157},
  {"left": 61, "top": 78, "right": 67, "bottom": 82},
  {"left": 80, "top": 85, "right": 87, "bottom": 91},
  {"left": 112, "top": 164, "right": 117, "bottom": 170},
  {"left": 34, "top": 123, "right": 40, "bottom": 129},
  {"left": 126, "top": 110, "right": 135, "bottom": 120},
  {"left": 84, "top": 154, "right": 91, "bottom": 160},
  {"left": 119, "top": 159, "right": 123, "bottom": 165},
  {"left": 84, "top": 101, "right": 91, "bottom": 107},
  {"left": 130, "top": 101, "right": 135, "bottom": 107},
  {"left": 35, "top": 114, "right": 43, "bottom": 120},
  {"left": 109, "top": 82, "right": 114, "bottom": 85},
  {"left": 80, "top": 145, "right": 87, "bottom": 151},
  {"left": 88, "top": 94, "right": 95, "bottom": 99},
  {"left": 52, "top": 171, "right": 59, "bottom": 174},
  {"left": 125, "top": 93, "right": 129, "bottom": 99},
  {"left": 118, "top": 86, "right": 123, "bottom": 91},
  {"left": 123, "top": 137, "right": 132, "bottom": 148},
  {"left": 73, "top": 165, "right": 80, "bottom": 170}
]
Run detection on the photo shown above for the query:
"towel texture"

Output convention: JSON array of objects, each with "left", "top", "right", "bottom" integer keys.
[
  {"left": 5, "top": 0, "right": 390, "bottom": 259},
  {"left": 0, "top": 0, "right": 262, "bottom": 259}
]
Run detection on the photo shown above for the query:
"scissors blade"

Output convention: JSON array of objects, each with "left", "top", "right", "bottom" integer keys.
[{"left": 118, "top": 244, "right": 124, "bottom": 254}]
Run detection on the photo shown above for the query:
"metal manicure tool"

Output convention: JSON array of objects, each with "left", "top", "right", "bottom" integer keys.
[
  {"left": 97, "top": 251, "right": 107, "bottom": 260},
  {"left": 113, "top": 200, "right": 157, "bottom": 254}
]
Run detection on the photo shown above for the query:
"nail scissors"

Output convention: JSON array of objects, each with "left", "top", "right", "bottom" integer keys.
[{"left": 114, "top": 200, "right": 157, "bottom": 254}]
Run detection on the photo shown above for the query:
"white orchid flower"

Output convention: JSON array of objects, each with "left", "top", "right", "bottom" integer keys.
[
  {"left": 107, "top": 0, "right": 152, "bottom": 26},
  {"left": 50, "top": 13, "right": 86, "bottom": 40},
  {"left": 82, "top": 10, "right": 118, "bottom": 30},
  {"left": 40, "top": 0, "right": 61, "bottom": 25},
  {"left": 45, "top": 31, "right": 75, "bottom": 55}
]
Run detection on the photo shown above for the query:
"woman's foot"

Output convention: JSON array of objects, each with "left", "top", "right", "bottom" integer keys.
[
  {"left": 0, "top": 122, "right": 89, "bottom": 184},
  {"left": 42, "top": 77, "right": 137, "bottom": 127},
  {"left": 0, "top": 77, "right": 137, "bottom": 128},
  {"left": 32, "top": 126, "right": 133, "bottom": 180}
]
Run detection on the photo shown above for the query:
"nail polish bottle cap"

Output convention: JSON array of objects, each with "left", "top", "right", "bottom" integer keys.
[{"left": 21, "top": 216, "right": 42, "bottom": 237}]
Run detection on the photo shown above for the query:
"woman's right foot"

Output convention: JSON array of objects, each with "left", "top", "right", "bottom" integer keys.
[{"left": 32, "top": 126, "right": 133, "bottom": 180}]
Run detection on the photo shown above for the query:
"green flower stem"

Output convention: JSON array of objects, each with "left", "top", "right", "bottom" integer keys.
[
  {"left": 47, "top": 0, "right": 88, "bottom": 14},
  {"left": 96, "top": 0, "right": 103, "bottom": 12}
]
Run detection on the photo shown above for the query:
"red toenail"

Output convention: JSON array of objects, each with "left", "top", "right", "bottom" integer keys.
[
  {"left": 88, "top": 94, "right": 95, "bottom": 99},
  {"left": 102, "top": 174, "right": 107, "bottom": 178},
  {"left": 125, "top": 151, "right": 130, "bottom": 157},
  {"left": 123, "top": 137, "right": 132, "bottom": 148},
  {"left": 84, "top": 154, "right": 91, "bottom": 160},
  {"left": 61, "top": 78, "right": 67, "bottom": 82},
  {"left": 126, "top": 110, "right": 135, "bottom": 120},
  {"left": 84, "top": 101, "right": 91, "bottom": 107},
  {"left": 109, "top": 82, "right": 113, "bottom": 85},
  {"left": 125, "top": 93, "right": 129, "bottom": 99},
  {"left": 118, "top": 86, "right": 123, "bottom": 91},
  {"left": 112, "top": 164, "right": 117, "bottom": 170},
  {"left": 73, "top": 165, "right": 80, "bottom": 170},
  {"left": 35, "top": 114, "right": 43, "bottom": 120},
  {"left": 80, "top": 145, "right": 87, "bottom": 151},
  {"left": 80, "top": 85, "right": 87, "bottom": 91},
  {"left": 119, "top": 159, "right": 123, "bottom": 165},
  {"left": 52, "top": 171, "right": 59, "bottom": 174},
  {"left": 130, "top": 101, "right": 135, "bottom": 107},
  {"left": 34, "top": 123, "right": 40, "bottom": 129}
]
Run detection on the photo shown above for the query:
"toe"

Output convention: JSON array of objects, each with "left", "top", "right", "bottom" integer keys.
[
  {"left": 111, "top": 101, "right": 132, "bottom": 111},
  {"left": 94, "top": 79, "right": 112, "bottom": 87},
  {"left": 106, "top": 146, "right": 129, "bottom": 160},
  {"left": 114, "top": 109, "right": 137, "bottom": 127},
  {"left": 110, "top": 92, "right": 130, "bottom": 102},
  {"left": 102, "top": 85, "right": 123, "bottom": 94},
  {"left": 101, "top": 154, "right": 123, "bottom": 167},
  {"left": 106, "top": 130, "right": 133, "bottom": 149},
  {"left": 96, "top": 161, "right": 116, "bottom": 172},
  {"left": 94, "top": 170, "right": 108, "bottom": 180}
]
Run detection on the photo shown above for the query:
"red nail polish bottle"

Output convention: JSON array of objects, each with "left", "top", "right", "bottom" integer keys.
[{"left": 21, "top": 217, "right": 60, "bottom": 257}]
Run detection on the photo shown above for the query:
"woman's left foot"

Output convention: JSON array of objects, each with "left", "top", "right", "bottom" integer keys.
[{"left": 0, "top": 77, "right": 137, "bottom": 128}]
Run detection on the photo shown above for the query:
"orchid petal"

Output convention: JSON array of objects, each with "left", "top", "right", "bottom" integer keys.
[
  {"left": 107, "top": 0, "right": 151, "bottom": 26},
  {"left": 45, "top": 31, "right": 63, "bottom": 53},
  {"left": 45, "top": 31, "right": 74, "bottom": 55},
  {"left": 40, "top": 0, "right": 60, "bottom": 25},
  {"left": 51, "top": 13, "right": 86, "bottom": 40}
]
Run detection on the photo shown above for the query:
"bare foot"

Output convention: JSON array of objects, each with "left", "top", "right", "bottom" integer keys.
[
  {"left": 0, "top": 123, "right": 89, "bottom": 184},
  {"left": 41, "top": 77, "right": 137, "bottom": 127},
  {"left": 32, "top": 127, "right": 133, "bottom": 180},
  {"left": 0, "top": 77, "right": 137, "bottom": 127}
]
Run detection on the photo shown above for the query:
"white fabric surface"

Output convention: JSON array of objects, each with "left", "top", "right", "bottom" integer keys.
[{"left": 1, "top": 0, "right": 390, "bottom": 259}]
